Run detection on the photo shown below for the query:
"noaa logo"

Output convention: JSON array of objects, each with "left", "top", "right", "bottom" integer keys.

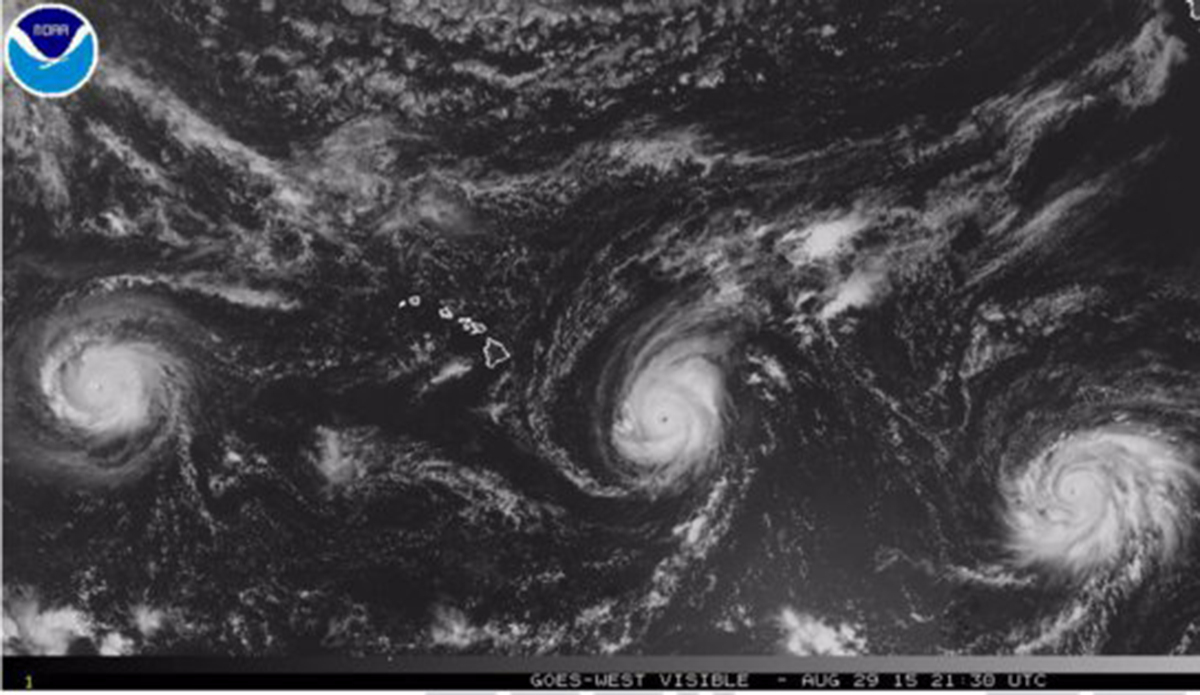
[{"left": 4, "top": 4, "right": 98, "bottom": 98}]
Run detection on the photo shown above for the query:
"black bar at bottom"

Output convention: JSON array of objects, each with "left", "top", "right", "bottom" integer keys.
[{"left": 5, "top": 660, "right": 1200, "bottom": 691}]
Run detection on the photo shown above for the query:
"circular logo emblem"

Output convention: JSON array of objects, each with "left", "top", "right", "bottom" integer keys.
[{"left": 4, "top": 4, "right": 99, "bottom": 98}]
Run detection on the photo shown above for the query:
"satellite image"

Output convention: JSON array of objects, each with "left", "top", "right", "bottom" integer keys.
[{"left": 3, "top": 0, "right": 1200, "bottom": 658}]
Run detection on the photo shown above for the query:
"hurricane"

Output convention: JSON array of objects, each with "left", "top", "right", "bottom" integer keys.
[
  {"left": 4, "top": 292, "right": 207, "bottom": 488},
  {"left": 611, "top": 337, "right": 726, "bottom": 479},
  {"left": 1002, "top": 428, "right": 1200, "bottom": 584},
  {"left": 598, "top": 300, "right": 736, "bottom": 495}
]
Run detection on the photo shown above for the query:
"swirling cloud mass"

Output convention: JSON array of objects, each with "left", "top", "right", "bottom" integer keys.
[
  {"left": 5, "top": 294, "right": 204, "bottom": 487},
  {"left": 1003, "top": 428, "right": 1200, "bottom": 584},
  {"left": 606, "top": 308, "right": 733, "bottom": 495}
]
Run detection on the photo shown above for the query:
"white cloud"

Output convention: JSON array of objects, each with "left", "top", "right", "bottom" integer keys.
[
  {"left": 801, "top": 214, "right": 870, "bottom": 259},
  {"left": 430, "top": 606, "right": 477, "bottom": 648},
  {"left": 3, "top": 592, "right": 94, "bottom": 656},
  {"left": 779, "top": 608, "right": 866, "bottom": 656},
  {"left": 131, "top": 604, "right": 167, "bottom": 638},
  {"left": 820, "top": 266, "right": 888, "bottom": 320},
  {"left": 311, "top": 427, "right": 359, "bottom": 485},
  {"left": 779, "top": 213, "right": 871, "bottom": 267},
  {"left": 98, "top": 632, "right": 134, "bottom": 656}
]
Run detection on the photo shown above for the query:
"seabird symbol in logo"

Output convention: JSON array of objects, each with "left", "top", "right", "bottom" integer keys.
[{"left": 5, "top": 4, "right": 99, "bottom": 98}]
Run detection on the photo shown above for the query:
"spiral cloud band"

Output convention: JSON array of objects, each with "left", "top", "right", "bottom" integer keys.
[
  {"left": 612, "top": 337, "right": 725, "bottom": 472},
  {"left": 596, "top": 299, "right": 737, "bottom": 496},
  {"left": 1002, "top": 427, "right": 1200, "bottom": 584},
  {"left": 42, "top": 338, "right": 171, "bottom": 439},
  {"left": 5, "top": 294, "right": 203, "bottom": 487}
]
